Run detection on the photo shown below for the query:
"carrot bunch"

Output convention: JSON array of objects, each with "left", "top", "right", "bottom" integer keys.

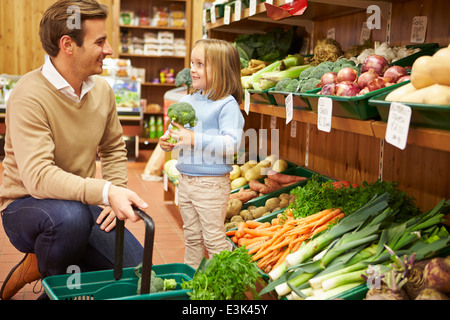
[{"left": 226, "top": 208, "right": 345, "bottom": 273}]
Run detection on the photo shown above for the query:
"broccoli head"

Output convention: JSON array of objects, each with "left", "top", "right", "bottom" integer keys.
[
  {"left": 298, "top": 78, "right": 320, "bottom": 93},
  {"left": 175, "top": 68, "right": 192, "bottom": 88},
  {"left": 167, "top": 102, "right": 197, "bottom": 144},
  {"left": 150, "top": 276, "right": 164, "bottom": 293},
  {"left": 163, "top": 278, "right": 177, "bottom": 291},
  {"left": 274, "top": 78, "right": 293, "bottom": 91}
]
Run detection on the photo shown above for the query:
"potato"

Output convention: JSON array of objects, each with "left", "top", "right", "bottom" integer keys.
[
  {"left": 226, "top": 198, "right": 242, "bottom": 219},
  {"left": 247, "top": 205, "right": 257, "bottom": 211},
  {"left": 240, "top": 210, "right": 253, "bottom": 221},
  {"left": 240, "top": 160, "right": 257, "bottom": 178},
  {"left": 230, "top": 165, "right": 241, "bottom": 180},
  {"left": 250, "top": 207, "right": 268, "bottom": 219},
  {"left": 245, "top": 160, "right": 271, "bottom": 181},
  {"left": 272, "top": 159, "right": 288, "bottom": 172},
  {"left": 231, "top": 177, "right": 248, "bottom": 190},
  {"left": 279, "top": 198, "right": 289, "bottom": 208},
  {"left": 271, "top": 207, "right": 281, "bottom": 213},
  {"left": 265, "top": 197, "right": 281, "bottom": 212},
  {"left": 279, "top": 193, "right": 290, "bottom": 200},
  {"left": 230, "top": 215, "right": 243, "bottom": 223},
  {"left": 225, "top": 221, "right": 239, "bottom": 230}
]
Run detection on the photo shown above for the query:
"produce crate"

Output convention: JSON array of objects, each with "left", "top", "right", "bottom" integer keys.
[
  {"left": 368, "top": 91, "right": 450, "bottom": 131},
  {"left": 302, "top": 81, "right": 408, "bottom": 120},
  {"left": 269, "top": 89, "right": 311, "bottom": 110},
  {"left": 42, "top": 208, "right": 195, "bottom": 300},
  {"left": 231, "top": 159, "right": 298, "bottom": 194},
  {"left": 391, "top": 43, "right": 439, "bottom": 67},
  {"left": 245, "top": 88, "right": 277, "bottom": 105}
]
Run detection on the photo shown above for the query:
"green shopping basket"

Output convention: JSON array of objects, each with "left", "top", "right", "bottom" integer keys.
[{"left": 42, "top": 207, "right": 195, "bottom": 300}]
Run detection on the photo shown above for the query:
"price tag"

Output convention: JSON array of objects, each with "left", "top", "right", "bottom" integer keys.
[
  {"left": 224, "top": 5, "right": 231, "bottom": 25},
  {"left": 290, "top": 120, "right": 297, "bottom": 138},
  {"left": 249, "top": 0, "right": 257, "bottom": 16},
  {"left": 202, "top": 9, "right": 207, "bottom": 26},
  {"left": 244, "top": 89, "right": 250, "bottom": 115},
  {"left": 285, "top": 93, "right": 293, "bottom": 124},
  {"left": 266, "top": 0, "right": 273, "bottom": 4},
  {"left": 163, "top": 172, "right": 168, "bottom": 191},
  {"left": 210, "top": 5, "right": 216, "bottom": 24},
  {"left": 410, "top": 16, "right": 427, "bottom": 43},
  {"left": 317, "top": 97, "right": 333, "bottom": 132},
  {"left": 385, "top": 102, "right": 411, "bottom": 150},
  {"left": 270, "top": 116, "right": 277, "bottom": 129},
  {"left": 235, "top": 0, "right": 241, "bottom": 21}
]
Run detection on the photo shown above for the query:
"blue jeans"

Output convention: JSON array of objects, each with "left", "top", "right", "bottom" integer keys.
[{"left": 1, "top": 197, "right": 144, "bottom": 279}]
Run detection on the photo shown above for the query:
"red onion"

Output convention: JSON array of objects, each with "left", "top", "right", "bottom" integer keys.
[
  {"left": 361, "top": 55, "right": 389, "bottom": 76},
  {"left": 357, "top": 68, "right": 378, "bottom": 89},
  {"left": 319, "top": 83, "right": 336, "bottom": 95},
  {"left": 319, "top": 72, "right": 338, "bottom": 87},
  {"left": 358, "top": 87, "right": 370, "bottom": 95},
  {"left": 366, "top": 77, "right": 386, "bottom": 92},
  {"left": 335, "top": 81, "right": 361, "bottom": 96},
  {"left": 397, "top": 75, "right": 411, "bottom": 83},
  {"left": 337, "top": 67, "right": 358, "bottom": 83},
  {"left": 383, "top": 66, "right": 408, "bottom": 82}
]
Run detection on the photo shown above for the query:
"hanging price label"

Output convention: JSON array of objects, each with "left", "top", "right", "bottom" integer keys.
[
  {"left": 224, "top": 5, "right": 231, "bottom": 25},
  {"left": 317, "top": 97, "right": 333, "bottom": 132},
  {"left": 249, "top": 0, "right": 257, "bottom": 16},
  {"left": 210, "top": 5, "right": 216, "bottom": 24},
  {"left": 385, "top": 102, "right": 411, "bottom": 150},
  {"left": 235, "top": 0, "right": 242, "bottom": 21},
  {"left": 244, "top": 90, "right": 250, "bottom": 115},
  {"left": 410, "top": 16, "right": 427, "bottom": 43},
  {"left": 285, "top": 93, "right": 293, "bottom": 124}
]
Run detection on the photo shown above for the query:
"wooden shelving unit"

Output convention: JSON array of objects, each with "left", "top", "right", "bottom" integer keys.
[{"left": 200, "top": 0, "right": 449, "bottom": 212}]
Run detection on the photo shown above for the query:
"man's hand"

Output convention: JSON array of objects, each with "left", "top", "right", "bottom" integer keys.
[
  {"left": 96, "top": 206, "right": 117, "bottom": 232},
  {"left": 107, "top": 185, "right": 148, "bottom": 222}
]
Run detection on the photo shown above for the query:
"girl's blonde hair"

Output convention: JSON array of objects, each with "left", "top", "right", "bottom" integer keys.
[{"left": 191, "top": 39, "right": 243, "bottom": 104}]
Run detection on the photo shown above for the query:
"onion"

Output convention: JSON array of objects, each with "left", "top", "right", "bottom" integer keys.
[
  {"left": 383, "top": 66, "right": 408, "bottom": 82},
  {"left": 319, "top": 83, "right": 336, "bottom": 95},
  {"left": 358, "top": 87, "right": 370, "bottom": 95},
  {"left": 361, "top": 55, "right": 390, "bottom": 76},
  {"left": 397, "top": 75, "right": 411, "bottom": 83},
  {"left": 366, "top": 77, "right": 386, "bottom": 92},
  {"left": 319, "top": 72, "right": 338, "bottom": 87},
  {"left": 335, "top": 81, "right": 360, "bottom": 96},
  {"left": 336, "top": 67, "right": 358, "bottom": 83},
  {"left": 357, "top": 68, "right": 378, "bottom": 89}
]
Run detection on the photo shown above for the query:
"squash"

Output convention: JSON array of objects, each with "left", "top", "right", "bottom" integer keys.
[
  {"left": 428, "top": 47, "right": 450, "bottom": 86},
  {"left": 396, "top": 84, "right": 450, "bottom": 105},
  {"left": 385, "top": 83, "right": 417, "bottom": 101},
  {"left": 410, "top": 56, "right": 435, "bottom": 89}
]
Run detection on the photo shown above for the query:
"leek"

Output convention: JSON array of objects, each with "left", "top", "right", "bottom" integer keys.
[
  {"left": 306, "top": 282, "right": 364, "bottom": 300},
  {"left": 309, "top": 261, "right": 368, "bottom": 290},
  {"left": 321, "top": 269, "right": 367, "bottom": 291}
]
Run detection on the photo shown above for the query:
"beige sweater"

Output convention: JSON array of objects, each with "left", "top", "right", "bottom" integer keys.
[{"left": 0, "top": 67, "right": 128, "bottom": 211}]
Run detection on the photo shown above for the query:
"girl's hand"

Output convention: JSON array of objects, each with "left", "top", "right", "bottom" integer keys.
[
  {"left": 159, "top": 133, "right": 175, "bottom": 151},
  {"left": 170, "top": 122, "right": 195, "bottom": 146}
]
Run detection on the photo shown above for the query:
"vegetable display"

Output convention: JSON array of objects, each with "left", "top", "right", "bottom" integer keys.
[
  {"left": 386, "top": 45, "right": 450, "bottom": 105},
  {"left": 166, "top": 102, "right": 198, "bottom": 144}
]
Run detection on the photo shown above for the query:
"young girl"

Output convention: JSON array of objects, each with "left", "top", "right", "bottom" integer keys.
[{"left": 159, "top": 39, "right": 244, "bottom": 269}]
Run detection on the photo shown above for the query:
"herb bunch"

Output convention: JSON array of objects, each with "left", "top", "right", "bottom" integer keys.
[
  {"left": 181, "top": 246, "right": 261, "bottom": 300},
  {"left": 287, "top": 175, "right": 421, "bottom": 222}
]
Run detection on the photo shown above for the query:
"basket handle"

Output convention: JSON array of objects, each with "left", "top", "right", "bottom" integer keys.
[{"left": 113, "top": 206, "right": 154, "bottom": 295}]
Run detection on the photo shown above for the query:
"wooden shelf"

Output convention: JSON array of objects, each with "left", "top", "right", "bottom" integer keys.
[
  {"left": 241, "top": 102, "right": 450, "bottom": 151},
  {"left": 119, "top": 53, "right": 186, "bottom": 59},
  {"left": 119, "top": 24, "right": 187, "bottom": 31}
]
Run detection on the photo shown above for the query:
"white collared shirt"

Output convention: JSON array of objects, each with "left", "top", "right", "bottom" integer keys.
[{"left": 41, "top": 56, "right": 95, "bottom": 102}]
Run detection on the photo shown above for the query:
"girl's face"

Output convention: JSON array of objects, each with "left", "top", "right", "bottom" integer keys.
[{"left": 190, "top": 45, "right": 211, "bottom": 93}]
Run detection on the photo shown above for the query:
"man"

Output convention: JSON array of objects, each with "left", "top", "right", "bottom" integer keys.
[{"left": 0, "top": 0, "right": 148, "bottom": 300}]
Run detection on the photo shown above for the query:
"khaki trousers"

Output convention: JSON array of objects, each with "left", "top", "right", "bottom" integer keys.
[{"left": 178, "top": 173, "right": 232, "bottom": 269}]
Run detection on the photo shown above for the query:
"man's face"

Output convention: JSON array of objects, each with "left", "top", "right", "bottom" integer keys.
[{"left": 73, "top": 19, "right": 113, "bottom": 79}]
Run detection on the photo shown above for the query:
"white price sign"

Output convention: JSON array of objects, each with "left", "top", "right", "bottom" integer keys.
[
  {"left": 317, "top": 97, "right": 333, "bottom": 132},
  {"left": 285, "top": 93, "right": 293, "bottom": 124},
  {"left": 234, "top": 0, "right": 242, "bottom": 21},
  {"left": 385, "top": 102, "right": 411, "bottom": 150},
  {"left": 224, "top": 5, "right": 231, "bottom": 25},
  {"left": 244, "top": 90, "right": 250, "bottom": 115},
  {"left": 249, "top": 0, "right": 257, "bottom": 16}
]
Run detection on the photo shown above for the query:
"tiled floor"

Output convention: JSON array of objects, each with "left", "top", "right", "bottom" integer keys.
[{"left": 0, "top": 149, "right": 185, "bottom": 300}]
